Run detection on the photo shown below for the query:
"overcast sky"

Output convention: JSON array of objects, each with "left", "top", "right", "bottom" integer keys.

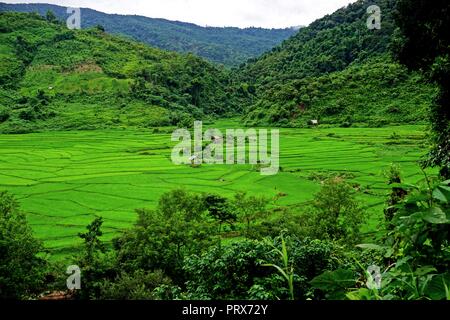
[{"left": 3, "top": 0, "right": 358, "bottom": 28}]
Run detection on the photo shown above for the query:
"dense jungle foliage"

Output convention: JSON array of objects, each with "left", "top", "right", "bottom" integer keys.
[
  {"left": 0, "top": 11, "right": 244, "bottom": 133},
  {"left": 235, "top": 0, "right": 437, "bottom": 127}
]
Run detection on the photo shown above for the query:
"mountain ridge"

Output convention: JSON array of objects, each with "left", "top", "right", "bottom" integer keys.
[
  {"left": 0, "top": 11, "right": 241, "bottom": 133},
  {"left": 0, "top": 0, "right": 437, "bottom": 133},
  {"left": 0, "top": 2, "right": 297, "bottom": 67}
]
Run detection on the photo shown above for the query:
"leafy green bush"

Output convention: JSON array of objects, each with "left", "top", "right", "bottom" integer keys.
[
  {"left": 114, "top": 189, "right": 216, "bottom": 284},
  {"left": 0, "top": 107, "right": 9, "bottom": 123},
  {"left": 183, "top": 239, "right": 282, "bottom": 300},
  {"left": 302, "top": 177, "right": 365, "bottom": 244},
  {"left": 311, "top": 176, "right": 450, "bottom": 300},
  {"left": 98, "top": 270, "right": 172, "bottom": 300},
  {"left": 202, "top": 193, "right": 237, "bottom": 233},
  {"left": 231, "top": 192, "right": 269, "bottom": 236},
  {"left": 0, "top": 191, "right": 47, "bottom": 299},
  {"left": 18, "top": 107, "right": 36, "bottom": 121}
]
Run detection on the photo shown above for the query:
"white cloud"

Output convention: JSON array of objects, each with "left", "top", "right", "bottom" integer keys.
[{"left": 3, "top": 0, "right": 358, "bottom": 28}]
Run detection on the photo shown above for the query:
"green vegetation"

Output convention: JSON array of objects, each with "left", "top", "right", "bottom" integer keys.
[
  {"left": 236, "top": 0, "right": 436, "bottom": 127},
  {"left": 242, "top": 55, "right": 435, "bottom": 127},
  {"left": 0, "top": 12, "right": 240, "bottom": 133},
  {"left": 0, "top": 124, "right": 433, "bottom": 258},
  {"left": 0, "top": 3, "right": 438, "bottom": 132},
  {"left": 311, "top": 178, "right": 450, "bottom": 300},
  {"left": 301, "top": 177, "right": 365, "bottom": 244},
  {"left": 0, "top": 191, "right": 47, "bottom": 299},
  {"left": 394, "top": 0, "right": 450, "bottom": 178},
  {"left": 0, "top": 0, "right": 448, "bottom": 301},
  {"left": 0, "top": 2, "right": 296, "bottom": 67}
]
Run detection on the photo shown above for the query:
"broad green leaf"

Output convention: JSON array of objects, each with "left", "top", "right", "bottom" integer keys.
[
  {"left": 389, "top": 183, "right": 418, "bottom": 190},
  {"left": 402, "top": 212, "right": 426, "bottom": 223},
  {"left": 356, "top": 244, "right": 385, "bottom": 251},
  {"left": 346, "top": 288, "right": 373, "bottom": 300},
  {"left": 414, "top": 266, "right": 437, "bottom": 276},
  {"left": 395, "top": 257, "right": 413, "bottom": 269},
  {"left": 310, "top": 269, "right": 356, "bottom": 292},
  {"left": 433, "top": 185, "right": 450, "bottom": 203},
  {"left": 262, "top": 263, "right": 289, "bottom": 282},
  {"left": 405, "top": 194, "right": 430, "bottom": 203},
  {"left": 424, "top": 273, "right": 450, "bottom": 300},
  {"left": 422, "top": 207, "right": 449, "bottom": 224},
  {"left": 384, "top": 248, "right": 394, "bottom": 258}
]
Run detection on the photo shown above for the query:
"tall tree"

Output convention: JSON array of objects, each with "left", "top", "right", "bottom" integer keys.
[
  {"left": 45, "top": 10, "right": 58, "bottom": 24},
  {"left": 394, "top": 0, "right": 450, "bottom": 178}
]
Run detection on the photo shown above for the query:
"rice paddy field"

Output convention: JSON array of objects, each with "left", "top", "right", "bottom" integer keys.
[{"left": 0, "top": 122, "right": 432, "bottom": 259}]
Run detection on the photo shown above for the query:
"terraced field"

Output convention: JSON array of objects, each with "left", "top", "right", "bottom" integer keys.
[{"left": 0, "top": 123, "right": 431, "bottom": 259}]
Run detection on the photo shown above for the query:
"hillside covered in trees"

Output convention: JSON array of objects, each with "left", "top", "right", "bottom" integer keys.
[
  {"left": 0, "top": 11, "right": 241, "bottom": 133},
  {"left": 0, "top": 2, "right": 296, "bottom": 67},
  {"left": 0, "top": 1, "right": 439, "bottom": 133},
  {"left": 235, "top": 0, "right": 436, "bottom": 127}
]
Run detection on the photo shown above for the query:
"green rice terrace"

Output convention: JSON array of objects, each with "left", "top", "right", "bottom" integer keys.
[{"left": 0, "top": 123, "right": 431, "bottom": 259}]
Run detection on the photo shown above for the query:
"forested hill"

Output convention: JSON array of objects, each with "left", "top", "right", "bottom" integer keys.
[
  {"left": 235, "top": 0, "right": 436, "bottom": 127},
  {"left": 0, "top": 12, "right": 240, "bottom": 133},
  {"left": 0, "top": 1, "right": 438, "bottom": 133},
  {"left": 0, "top": 2, "right": 296, "bottom": 67}
]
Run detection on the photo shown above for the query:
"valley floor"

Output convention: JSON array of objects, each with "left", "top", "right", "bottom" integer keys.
[{"left": 0, "top": 124, "right": 432, "bottom": 259}]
